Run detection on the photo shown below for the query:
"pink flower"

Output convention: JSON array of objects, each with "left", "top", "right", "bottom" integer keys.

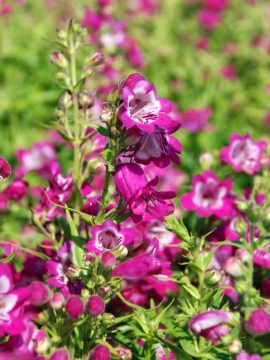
[
  {"left": 180, "top": 107, "right": 212, "bottom": 133},
  {"left": 203, "top": 0, "right": 228, "bottom": 12},
  {"left": 253, "top": 248, "right": 270, "bottom": 269},
  {"left": 0, "top": 157, "right": 11, "bottom": 180},
  {"left": 220, "top": 134, "right": 268, "bottom": 175},
  {"left": 219, "top": 65, "right": 237, "bottom": 81},
  {"left": 86, "top": 295, "right": 105, "bottom": 317},
  {"left": 87, "top": 344, "right": 110, "bottom": 360},
  {"left": 189, "top": 310, "right": 234, "bottom": 342},
  {"left": 15, "top": 141, "right": 56, "bottom": 178},
  {"left": 115, "top": 163, "right": 175, "bottom": 223},
  {"left": 180, "top": 170, "right": 233, "bottom": 218},
  {"left": 86, "top": 220, "right": 141, "bottom": 255},
  {"left": 197, "top": 9, "right": 221, "bottom": 29},
  {"left": 236, "top": 351, "right": 261, "bottom": 360},
  {"left": 130, "top": 124, "right": 182, "bottom": 168},
  {"left": 118, "top": 73, "right": 173, "bottom": 133},
  {"left": 245, "top": 309, "right": 270, "bottom": 336},
  {"left": 65, "top": 296, "right": 84, "bottom": 320},
  {"left": 110, "top": 238, "right": 169, "bottom": 280},
  {"left": 49, "top": 348, "right": 70, "bottom": 360}
]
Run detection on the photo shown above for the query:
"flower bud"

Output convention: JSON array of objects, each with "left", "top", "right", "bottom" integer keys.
[
  {"left": 65, "top": 295, "right": 84, "bottom": 320},
  {"left": 67, "top": 265, "right": 81, "bottom": 278},
  {"left": 85, "top": 52, "right": 105, "bottom": 66},
  {"left": 100, "top": 108, "right": 113, "bottom": 123},
  {"left": 86, "top": 295, "right": 105, "bottom": 317},
  {"left": 49, "top": 292, "right": 65, "bottom": 310},
  {"left": 56, "top": 28, "right": 67, "bottom": 41},
  {"left": 223, "top": 257, "right": 243, "bottom": 278},
  {"left": 234, "top": 218, "right": 248, "bottom": 235},
  {"left": 60, "top": 92, "right": 73, "bottom": 109},
  {"left": 35, "top": 337, "right": 50, "bottom": 354},
  {"left": 101, "top": 251, "right": 116, "bottom": 269},
  {"left": 205, "top": 269, "right": 222, "bottom": 285},
  {"left": 29, "top": 281, "right": 51, "bottom": 306},
  {"left": 49, "top": 348, "right": 70, "bottom": 360},
  {"left": 87, "top": 344, "right": 110, "bottom": 360},
  {"left": 50, "top": 52, "right": 68, "bottom": 69},
  {"left": 54, "top": 72, "right": 66, "bottom": 81},
  {"left": 0, "top": 157, "right": 11, "bottom": 180},
  {"left": 32, "top": 310, "right": 49, "bottom": 325},
  {"left": 102, "top": 312, "right": 115, "bottom": 326},
  {"left": 79, "top": 91, "right": 95, "bottom": 108},
  {"left": 116, "top": 346, "right": 132, "bottom": 359},
  {"left": 228, "top": 339, "right": 242, "bottom": 354},
  {"left": 199, "top": 152, "right": 213, "bottom": 170},
  {"left": 124, "top": 127, "right": 141, "bottom": 146},
  {"left": 107, "top": 84, "right": 119, "bottom": 104},
  {"left": 113, "top": 244, "right": 128, "bottom": 258},
  {"left": 235, "top": 248, "right": 252, "bottom": 264},
  {"left": 245, "top": 308, "right": 270, "bottom": 336}
]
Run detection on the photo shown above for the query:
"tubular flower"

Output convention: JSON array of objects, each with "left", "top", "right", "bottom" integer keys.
[
  {"left": 115, "top": 163, "right": 175, "bottom": 223},
  {"left": 118, "top": 73, "right": 174, "bottom": 133},
  {"left": 220, "top": 133, "right": 268, "bottom": 175},
  {"left": 180, "top": 170, "right": 233, "bottom": 218},
  {"left": 86, "top": 219, "right": 142, "bottom": 255},
  {"left": 189, "top": 310, "right": 236, "bottom": 343},
  {"left": 110, "top": 237, "right": 169, "bottom": 280}
]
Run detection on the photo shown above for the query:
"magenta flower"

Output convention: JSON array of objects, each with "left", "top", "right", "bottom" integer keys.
[
  {"left": 86, "top": 219, "right": 142, "bottom": 255},
  {"left": 197, "top": 9, "right": 221, "bottom": 29},
  {"left": 0, "top": 264, "right": 30, "bottom": 337},
  {"left": 87, "top": 344, "right": 110, "bottom": 360},
  {"left": 115, "top": 163, "right": 175, "bottom": 223},
  {"left": 245, "top": 309, "right": 270, "bottom": 336},
  {"left": 118, "top": 73, "right": 173, "bottom": 133},
  {"left": 180, "top": 107, "right": 213, "bottom": 133},
  {"left": 49, "top": 348, "right": 70, "bottom": 360},
  {"left": 189, "top": 310, "right": 234, "bottom": 342},
  {"left": 253, "top": 248, "right": 270, "bottom": 269},
  {"left": 0, "top": 157, "right": 11, "bottom": 180},
  {"left": 180, "top": 170, "right": 233, "bottom": 218},
  {"left": 236, "top": 351, "right": 261, "bottom": 360},
  {"left": 131, "top": 124, "right": 182, "bottom": 168},
  {"left": 46, "top": 241, "right": 83, "bottom": 297},
  {"left": 65, "top": 296, "right": 85, "bottom": 320},
  {"left": 86, "top": 295, "right": 105, "bottom": 317},
  {"left": 220, "top": 134, "right": 268, "bottom": 175},
  {"left": 15, "top": 141, "right": 56, "bottom": 178},
  {"left": 110, "top": 238, "right": 169, "bottom": 280},
  {"left": 203, "top": 0, "right": 228, "bottom": 12}
]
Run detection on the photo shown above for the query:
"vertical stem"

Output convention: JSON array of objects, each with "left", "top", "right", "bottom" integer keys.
[{"left": 70, "top": 33, "right": 81, "bottom": 227}]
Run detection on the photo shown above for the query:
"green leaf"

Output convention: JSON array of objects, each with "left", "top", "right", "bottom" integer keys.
[
  {"left": 65, "top": 206, "right": 84, "bottom": 268},
  {"left": 116, "top": 291, "right": 146, "bottom": 311},
  {"left": 90, "top": 123, "right": 109, "bottom": 137},
  {"left": 180, "top": 340, "right": 216, "bottom": 359},
  {"left": 0, "top": 245, "right": 15, "bottom": 263}
]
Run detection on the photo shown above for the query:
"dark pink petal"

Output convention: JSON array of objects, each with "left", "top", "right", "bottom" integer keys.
[{"left": 0, "top": 157, "right": 11, "bottom": 180}]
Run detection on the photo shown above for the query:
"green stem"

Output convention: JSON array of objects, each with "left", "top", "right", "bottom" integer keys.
[{"left": 96, "top": 167, "right": 111, "bottom": 224}]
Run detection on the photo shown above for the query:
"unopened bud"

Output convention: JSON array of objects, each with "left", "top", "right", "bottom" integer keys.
[
  {"left": 228, "top": 339, "right": 242, "bottom": 354},
  {"left": 107, "top": 84, "right": 119, "bottom": 104},
  {"left": 85, "top": 52, "right": 105, "bottom": 66},
  {"left": 223, "top": 257, "right": 243, "bottom": 278},
  {"left": 100, "top": 108, "right": 113, "bottom": 123},
  {"left": 67, "top": 265, "right": 81, "bottom": 278},
  {"left": 100, "top": 251, "right": 116, "bottom": 269},
  {"left": 56, "top": 28, "right": 67, "bottom": 41},
  {"left": 79, "top": 91, "right": 95, "bottom": 108},
  {"left": 199, "top": 152, "right": 213, "bottom": 170},
  {"left": 29, "top": 281, "right": 51, "bottom": 306},
  {"left": 99, "top": 285, "right": 112, "bottom": 296},
  {"left": 102, "top": 312, "right": 115, "bottom": 326},
  {"left": 35, "top": 337, "right": 50, "bottom": 355},
  {"left": 49, "top": 292, "right": 65, "bottom": 310},
  {"left": 124, "top": 127, "right": 141, "bottom": 146},
  {"left": 234, "top": 218, "right": 248, "bottom": 236},
  {"left": 65, "top": 295, "right": 84, "bottom": 320},
  {"left": 236, "top": 200, "right": 249, "bottom": 212},
  {"left": 50, "top": 52, "right": 68, "bottom": 69},
  {"left": 54, "top": 72, "right": 66, "bottom": 81},
  {"left": 205, "top": 269, "right": 222, "bottom": 285},
  {"left": 235, "top": 248, "right": 252, "bottom": 264},
  {"left": 87, "top": 344, "right": 110, "bottom": 360},
  {"left": 86, "top": 295, "right": 105, "bottom": 317},
  {"left": 49, "top": 348, "right": 70, "bottom": 360},
  {"left": 84, "top": 252, "right": 96, "bottom": 263},
  {"left": 60, "top": 92, "right": 73, "bottom": 109},
  {"left": 32, "top": 310, "right": 49, "bottom": 325},
  {"left": 113, "top": 245, "right": 128, "bottom": 258},
  {"left": 115, "top": 346, "right": 132, "bottom": 359}
]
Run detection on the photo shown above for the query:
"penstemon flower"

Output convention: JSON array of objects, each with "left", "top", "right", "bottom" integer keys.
[
  {"left": 220, "top": 133, "right": 268, "bottom": 175},
  {"left": 180, "top": 170, "right": 234, "bottom": 218},
  {"left": 115, "top": 163, "right": 175, "bottom": 223},
  {"left": 118, "top": 73, "right": 175, "bottom": 133}
]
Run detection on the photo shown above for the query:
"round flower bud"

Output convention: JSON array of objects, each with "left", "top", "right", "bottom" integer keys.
[
  {"left": 235, "top": 248, "right": 252, "bottom": 264},
  {"left": 87, "top": 344, "right": 110, "bottom": 360},
  {"left": 60, "top": 92, "right": 73, "bottom": 109},
  {"left": 223, "top": 257, "right": 243, "bottom": 278},
  {"left": 102, "top": 312, "right": 115, "bottom": 326},
  {"left": 99, "top": 285, "right": 112, "bottom": 296},
  {"left": 199, "top": 152, "right": 213, "bottom": 170},
  {"left": 86, "top": 295, "right": 105, "bottom": 317},
  {"left": 245, "top": 308, "right": 270, "bottom": 336},
  {"left": 49, "top": 292, "right": 65, "bottom": 310},
  {"left": 50, "top": 52, "right": 68, "bottom": 69},
  {"left": 29, "top": 281, "right": 51, "bottom": 306},
  {"left": 100, "top": 108, "right": 113, "bottom": 123},
  {"left": 65, "top": 295, "right": 84, "bottom": 320},
  {"left": 228, "top": 339, "right": 242, "bottom": 354},
  {"left": 205, "top": 269, "right": 222, "bottom": 285},
  {"left": 49, "top": 348, "right": 70, "bottom": 360},
  {"left": 85, "top": 52, "right": 105, "bottom": 66},
  {"left": 101, "top": 251, "right": 116, "bottom": 269},
  {"left": 79, "top": 91, "right": 95, "bottom": 108}
]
